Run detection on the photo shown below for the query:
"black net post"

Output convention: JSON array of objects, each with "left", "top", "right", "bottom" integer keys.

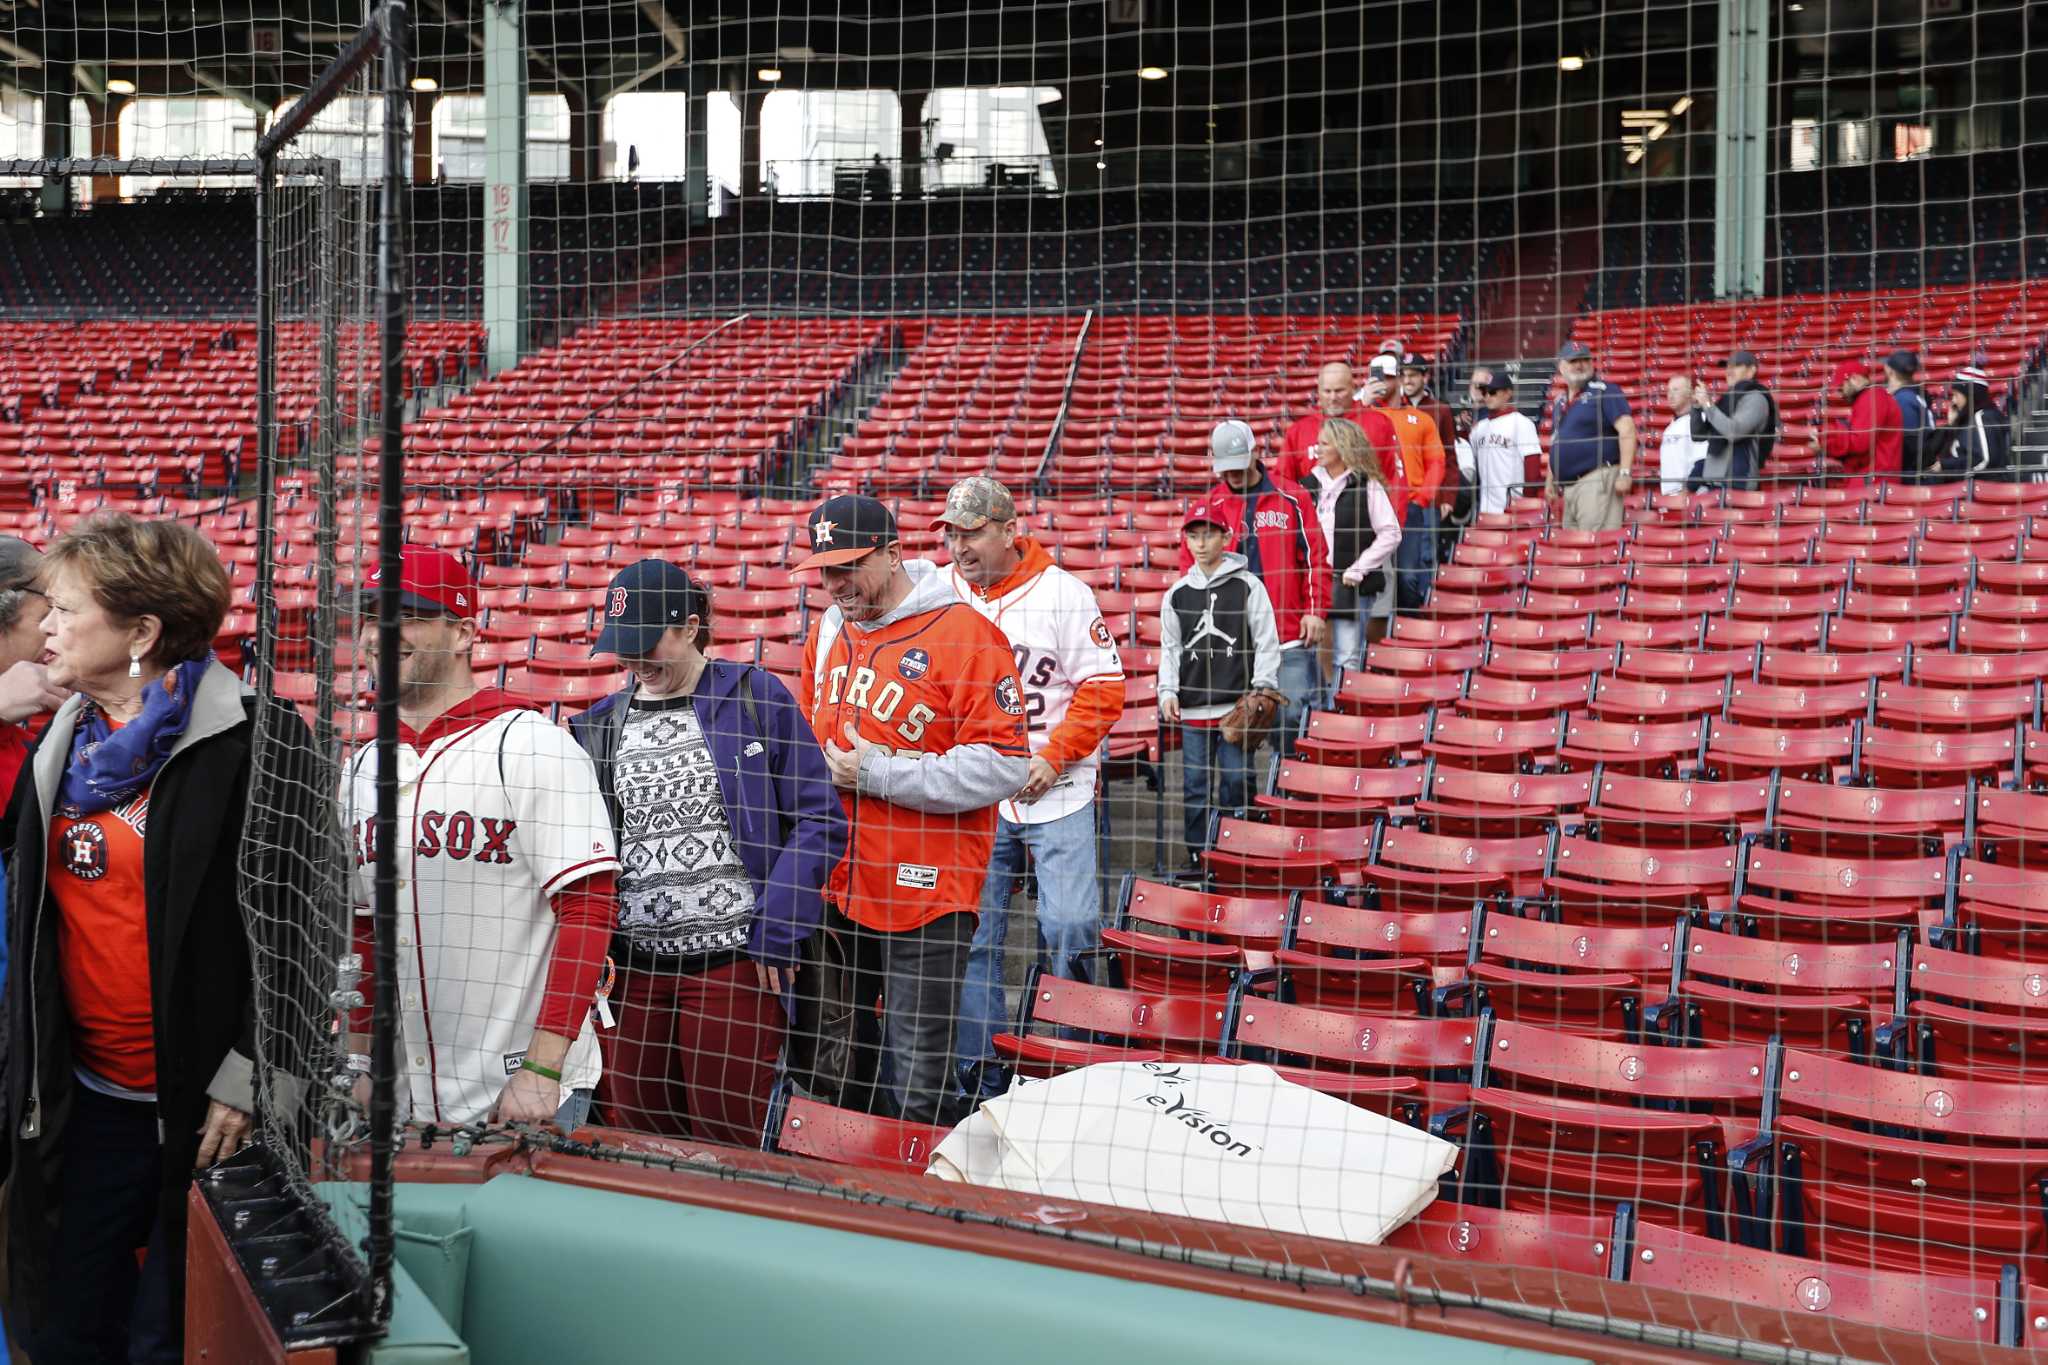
[{"left": 366, "top": 0, "right": 413, "bottom": 1325}]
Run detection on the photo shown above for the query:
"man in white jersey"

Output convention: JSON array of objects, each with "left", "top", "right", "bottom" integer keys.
[
  {"left": 1463, "top": 370, "right": 1543, "bottom": 516},
  {"left": 340, "top": 547, "right": 619, "bottom": 1130},
  {"left": 934, "top": 478, "right": 1126, "bottom": 1100}
]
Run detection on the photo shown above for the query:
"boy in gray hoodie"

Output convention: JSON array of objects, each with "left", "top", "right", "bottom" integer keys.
[{"left": 1159, "top": 498, "right": 1283, "bottom": 867}]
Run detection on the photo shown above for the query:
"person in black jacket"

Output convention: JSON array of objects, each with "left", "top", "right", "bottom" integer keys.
[
  {"left": 1930, "top": 366, "right": 2013, "bottom": 481},
  {"left": 5, "top": 513, "right": 326, "bottom": 1365}
]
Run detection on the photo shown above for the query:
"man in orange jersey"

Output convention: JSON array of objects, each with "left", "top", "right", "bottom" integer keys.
[
  {"left": 1367, "top": 352, "right": 1446, "bottom": 611},
  {"left": 932, "top": 477, "right": 1126, "bottom": 1101},
  {"left": 797, "top": 494, "right": 1031, "bottom": 1123}
]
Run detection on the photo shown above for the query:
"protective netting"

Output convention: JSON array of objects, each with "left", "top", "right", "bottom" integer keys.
[{"left": 1, "top": 0, "right": 2047, "bottom": 1361}]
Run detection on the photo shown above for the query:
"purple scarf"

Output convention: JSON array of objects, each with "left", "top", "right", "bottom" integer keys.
[{"left": 58, "top": 656, "right": 214, "bottom": 818}]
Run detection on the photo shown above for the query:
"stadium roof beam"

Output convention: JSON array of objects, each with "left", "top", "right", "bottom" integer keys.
[
  {"left": 0, "top": 34, "right": 43, "bottom": 70},
  {"left": 188, "top": 63, "right": 274, "bottom": 117},
  {"left": 414, "top": 0, "right": 582, "bottom": 96}
]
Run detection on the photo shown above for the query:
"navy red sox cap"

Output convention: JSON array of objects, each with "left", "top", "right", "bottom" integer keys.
[
  {"left": 593, "top": 558, "right": 708, "bottom": 657},
  {"left": 795, "top": 494, "right": 899, "bottom": 571}
]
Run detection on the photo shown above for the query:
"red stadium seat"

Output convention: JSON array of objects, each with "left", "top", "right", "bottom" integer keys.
[
  {"left": 990, "top": 972, "right": 1223, "bottom": 1077},
  {"left": 1770, "top": 778, "right": 1967, "bottom": 858},
  {"left": 1226, "top": 997, "right": 1473, "bottom": 1119},
  {"left": 1101, "top": 878, "right": 1289, "bottom": 995},
  {"left": 1581, "top": 772, "right": 1771, "bottom": 848},
  {"left": 1653, "top": 923, "right": 1907, "bottom": 1054},
  {"left": 765, "top": 1086, "right": 946, "bottom": 1174},
  {"left": 1253, "top": 761, "right": 1423, "bottom": 827},
  {"left": 1543, "top": 836, "right": 1740, "bottom": 925},
  {"left": 1451, "top": 906, "right": 1681, "bottom": 1037},
  {"left": 1883, "top": 941, "right": 2048, "bottom": 1082},
  {"left": 1731, "top": 843, "right": 1950, "bottom": 941},
  {"left": 1414, "top": 765, "right": 1593, "bottom": 839}
]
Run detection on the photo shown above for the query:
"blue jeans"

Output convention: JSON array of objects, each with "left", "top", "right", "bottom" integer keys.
[
  {"left": 1181, "top": 723, "right": 1252, "bottom": 856},
  {"left": 557, "top": 1087, "right": 594, "bottom": 1134},
  {"left": 955, "top": 805, "right": 1103, "bottom": 1094},
  {"left": 1330, "top": 607, "right": 1369, "bottom": 702},
  {"left": 1275, "top": 645, "right": 1322, "bottom": 780},
  {"left": 1395, "top": 503, "right": 1438, "bottom": 612}
]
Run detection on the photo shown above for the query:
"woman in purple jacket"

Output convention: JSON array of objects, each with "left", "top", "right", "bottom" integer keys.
[{"left": 570, "top": 560, "right": 846, "bottom": 1146}]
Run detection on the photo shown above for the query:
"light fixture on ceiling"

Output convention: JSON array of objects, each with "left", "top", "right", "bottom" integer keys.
[
  {"left": 1625, "top": 146, "right": 1646, "bottom": 165},
  {"left": 757, "top": 67, "right": 783, "bottom": 82},
  {"left": 1788, "top": 2, "right": 1803, "bottom": 10},
  {"left": 1138, "top": 66, "right": 1169, "bottom": 81},
  {"left": 1036, "top": 88, "right": 1062, "bottom": 105},
  {"left": 1558, "top": 55, "right": 1585, "bottom": 72},
  {"left": 1096, "top": 161, "right": 1107, "bottom": 170},
  {"left": 410, "top": 75, "right": 438, "bottom": 92},
  {"left": 1670, "top": 95, "right": 1694, "bottom": 116},
  {"left": 1093, "top": 137, "right": 1104, "bottom": 146},
  {"left": 106, "top": 77, "right": 136, "bottom": 94},
  {"left": 1647, "top": 121, "right": 1669, "bottom": 140}
]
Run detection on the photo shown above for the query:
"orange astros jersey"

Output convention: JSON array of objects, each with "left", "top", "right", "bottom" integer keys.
[{"left": 803, "top": 597, "right": 1030, "bottom": 933}]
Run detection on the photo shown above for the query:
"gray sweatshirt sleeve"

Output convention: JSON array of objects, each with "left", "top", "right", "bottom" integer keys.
[
  {"left": 1246, "top": 578, "right": 1283, "bottom": 691},
  {"left": 1157, "top": 589, "right": 1184, "bottom": 701},
  {"left": 857, "top": 745, "right": 1031, "bottom": 814},
  {"left": 1696, "top": 390, "right": 1770, "bottom": 439}
]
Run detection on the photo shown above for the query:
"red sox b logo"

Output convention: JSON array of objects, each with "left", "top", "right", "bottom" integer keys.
[{"left": 608, "top": 588, "right": 628, "bottom": 618}]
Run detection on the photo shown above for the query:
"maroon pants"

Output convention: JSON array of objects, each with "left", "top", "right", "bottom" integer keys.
[{"left": 598, "top": 959, "right": 786, "bottom": 1149}]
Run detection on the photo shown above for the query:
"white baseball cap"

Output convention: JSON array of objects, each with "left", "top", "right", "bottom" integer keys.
[
  {"left": 1210, "top": 419, "right": 1257, "bottom": 473},
  {"left": 1368, "top": 353, "right": 1400, "bottom": 380}
]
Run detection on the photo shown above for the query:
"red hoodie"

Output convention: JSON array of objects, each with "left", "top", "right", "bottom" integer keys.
[
  {"left": 1178, "top": 467, "right": 1332, "bottom": 644},
  {"left": 1821, "top": 384, "right": 1904, "bottom": 481}
]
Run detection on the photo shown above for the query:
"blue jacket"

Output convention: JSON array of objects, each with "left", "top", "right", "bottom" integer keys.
[{"left": 570, "top": 660, "right": 846, "bottom": 971}]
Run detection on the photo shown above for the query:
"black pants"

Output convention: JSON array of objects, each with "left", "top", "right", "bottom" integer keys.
[
  {"left": 31, "top": 1084, "right": 182, "bottom": 1365},
  {"left": 830, "top": 906, "right": 975, "bottom": 1128}
]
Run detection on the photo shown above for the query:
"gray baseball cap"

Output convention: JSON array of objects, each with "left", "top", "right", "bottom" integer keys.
[
  {"left": 932, "top": 475, "right": 1018, "bottom": 531},
  {"left": 1210, "top": 419, "right": 1258, "bottom": 473},
  {"left": 1558, "top": 340, "right": 1594, "bottom": 363}
]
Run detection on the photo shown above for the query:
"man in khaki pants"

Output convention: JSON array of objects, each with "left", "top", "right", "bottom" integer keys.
[{"left": 1544, "top": 340, "right": 1639, "bottom": 531}]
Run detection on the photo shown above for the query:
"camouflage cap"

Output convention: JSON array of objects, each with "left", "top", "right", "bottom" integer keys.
[{"left": 932, "top": 475, "right": 1018, "bottom": 531}]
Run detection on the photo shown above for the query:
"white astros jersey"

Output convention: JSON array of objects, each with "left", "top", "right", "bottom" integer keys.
[
  {"left": 341, "top": 706, "right": 619, "bottom": 1126},
  {"left": 942, "top": 552, "right": 1125, "bottom": 824}
]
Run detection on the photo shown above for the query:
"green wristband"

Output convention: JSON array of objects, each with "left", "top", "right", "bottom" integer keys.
[{"left": 519, "top": 1058, "right": 562, "bottom": 1082}]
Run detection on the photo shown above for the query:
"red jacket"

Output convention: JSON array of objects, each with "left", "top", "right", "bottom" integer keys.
[
  {"left": 1179, "top": 467, "right": 1332, "bottom": 644},
  {"left": 1277, "top": 408, "right": 1408, "bottom": 522},
  {"left": 1820, "top": 385, "right": 1903, "bottom": 480}
]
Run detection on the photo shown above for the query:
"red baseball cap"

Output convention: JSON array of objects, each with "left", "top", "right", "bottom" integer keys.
[
  {"left": 1182, "top": 496, "right": 1234, "bottom": 535},
  {"left": 363, "top": 545, "right": 477, "bottom": 619},
  {"left": 1828, "top": 359, "right": 1875, "bottom": 389}
]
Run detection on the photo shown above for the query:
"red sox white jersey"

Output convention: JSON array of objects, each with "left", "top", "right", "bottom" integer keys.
[
  {"left": 941, "top": 540, "right": 1125, "bottom": 824},
  {"left": 341, "top": 697, "right": 619, "bottom": 1125}
]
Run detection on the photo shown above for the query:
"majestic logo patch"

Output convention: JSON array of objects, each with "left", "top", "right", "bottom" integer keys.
[
  {"left": 898, "top": 648, "right": 931, "bottom": 681},
  {"left": 894, "top": 862, "right": 940, "bottom": 891},
  {"left": 995, "top": 675, "right": 1025, "bottom": 715},
  {"left": 60, "top": 820, "right": 109, "bottom": 881},
  {"left": 1089, "top": 617, "right": 1116, "bottom": 649}
]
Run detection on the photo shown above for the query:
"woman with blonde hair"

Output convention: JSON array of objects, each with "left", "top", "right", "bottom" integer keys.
[{"left": 1317, "top": 417, "right": 1404, "bottom": 672}]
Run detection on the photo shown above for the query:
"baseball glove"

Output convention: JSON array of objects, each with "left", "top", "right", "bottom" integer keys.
[{"left": 1219, "top": 687, "right": 1288, "bottom": 748}]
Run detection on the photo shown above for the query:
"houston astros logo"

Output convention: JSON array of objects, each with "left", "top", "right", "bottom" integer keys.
[
  {"left": 810, "top": 519, "right": 837, "bottom": 547},
  {"left": 1089, "top": 617, "right": 1116, "bottom": 649},
  {"left": 61, "top": 820, "right": 109, "bottom": 880}
]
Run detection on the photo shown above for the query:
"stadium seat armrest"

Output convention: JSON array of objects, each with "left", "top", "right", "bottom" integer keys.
[
  {"left": 1427, "top": 1104, "right": 1474, "bottom": 1143},
  {"left": 1724, "top": 1130, "right": 1778, "bottom": 1250}
]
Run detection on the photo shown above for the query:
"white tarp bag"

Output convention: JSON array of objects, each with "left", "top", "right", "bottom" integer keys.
[{"left": 928, "top": 1060, "right": 1457, "bottom": 1246}]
